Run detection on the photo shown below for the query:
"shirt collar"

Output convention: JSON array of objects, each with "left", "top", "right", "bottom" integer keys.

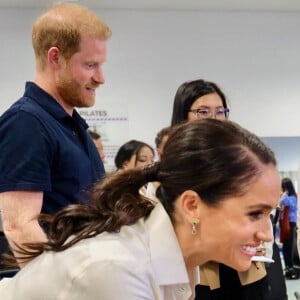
[
  {"left": 145, "top": 202, "right": 190, "bottom": 286},
  {"left": 24, "top": 81, "right": 88, "bottom": 129}
]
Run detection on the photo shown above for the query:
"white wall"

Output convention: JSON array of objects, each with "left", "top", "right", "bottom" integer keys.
[{"left": 1, "top": 8, "right": 300, "bottom": 148}]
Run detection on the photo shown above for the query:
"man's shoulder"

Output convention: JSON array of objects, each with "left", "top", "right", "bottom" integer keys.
[
  {"left": 8, "top": 96, "right": 46, "bottom": 115},
  {"left": 1, "top": 96, "right": 55, "bottom": 129}
]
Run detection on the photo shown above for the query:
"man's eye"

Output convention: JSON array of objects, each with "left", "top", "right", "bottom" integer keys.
[{"left": 86, "top": 63, "right": 95, "bottom": 68}]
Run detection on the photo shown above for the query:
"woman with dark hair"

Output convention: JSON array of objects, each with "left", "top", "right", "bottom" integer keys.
[
  {"left": 280, "top": 177, "right": 298, "bottom": 279},
  {"left": 0, "top": 120, "right": 280, "bottom": 300},
  {"left": 114, "top": 140, "right": 142, "bottom": 170},
  {"left": 134, "top": 142, "right": 154, "bottom": 169},
  {"left": 170, "top": 79, "right": 287, "bottom": 300},
  {"left": 114, "top": 140, "right": 154, "bottom": 170},
  {"left": 171, "top": 79, "right": 229, "bottom": 126}
]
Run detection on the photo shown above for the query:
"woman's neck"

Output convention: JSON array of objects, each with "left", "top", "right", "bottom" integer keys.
[{"left": 186, "top": 266, "right": 200, "bottom": 300}]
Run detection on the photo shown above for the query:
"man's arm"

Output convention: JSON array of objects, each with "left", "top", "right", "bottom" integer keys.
[{"left": 0, "top": 191, "right": 47, "bottom": 268}]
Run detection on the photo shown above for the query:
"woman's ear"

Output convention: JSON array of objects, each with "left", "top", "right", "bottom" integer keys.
[{"left": 177, "top": 190, "right": 201, "bottom": 220}]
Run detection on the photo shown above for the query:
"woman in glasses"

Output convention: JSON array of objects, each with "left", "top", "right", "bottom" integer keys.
[
  {"left": 171, "top": 79, "right": 229, "bottom": 126},
  {"left": 170, "top": 79, "right": 286, "bottom": 300}
]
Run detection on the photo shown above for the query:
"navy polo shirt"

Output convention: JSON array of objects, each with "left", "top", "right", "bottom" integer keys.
[{"left": 0, "top": 82, "right": 105, "bottom": 214}]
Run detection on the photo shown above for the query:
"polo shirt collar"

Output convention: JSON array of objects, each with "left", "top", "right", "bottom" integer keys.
[{"left": 24, "top": 81, "right": 88, "bottom": 129}]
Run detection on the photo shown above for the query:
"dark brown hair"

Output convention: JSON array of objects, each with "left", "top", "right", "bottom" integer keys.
[
  {"left": 7, "top": 119, "right": 276, "bottom": 265},
  {"left": 155, "top": 126, "right": 172, "bottom": 149},
  {"left": 87, "top": 129, "right": 101, "bottom": 140}
]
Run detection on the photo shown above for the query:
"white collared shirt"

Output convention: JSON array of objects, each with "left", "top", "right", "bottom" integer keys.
[{"left": 0, "top": 203, "right": 196, "bottom": 300}]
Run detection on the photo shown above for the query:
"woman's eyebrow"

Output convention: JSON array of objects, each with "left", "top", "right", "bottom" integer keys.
[{"left": 247, "top": 204, "right": 273, "bottom": 210}]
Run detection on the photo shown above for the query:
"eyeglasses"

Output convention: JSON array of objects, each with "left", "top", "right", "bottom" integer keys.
[{"left": 189, "top": 108, "right": 230, "bottom": 120}]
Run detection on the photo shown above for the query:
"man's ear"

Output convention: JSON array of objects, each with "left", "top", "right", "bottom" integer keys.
[
  {"left": 177, "top": 190, "right": 201, "bottom": 220},
  {"left": 48, "top": 47, "right": 63, "bottom": 69}
]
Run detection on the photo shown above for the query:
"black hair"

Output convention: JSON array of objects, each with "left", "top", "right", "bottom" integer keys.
[
  {"left": 281, "top": 177, "right": 296, "bottom": 196},
  {"left": 114, "top": 140, "right": 143, "bottom": 169},
  {"left": 171, "top": 79, "right": 228, "bottom": 126}
]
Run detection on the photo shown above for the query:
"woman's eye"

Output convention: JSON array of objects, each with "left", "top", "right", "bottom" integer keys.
[
  {"left": 248, "top": 210, "right": 263, "bottom": 220},
  {"left": 199, "top": 110, "right": 209, "bottom": 115}
]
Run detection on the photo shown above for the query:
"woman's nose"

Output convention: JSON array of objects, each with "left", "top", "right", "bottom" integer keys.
[{"left": 256, "top": 218, "right": 274, "bottom": 243}]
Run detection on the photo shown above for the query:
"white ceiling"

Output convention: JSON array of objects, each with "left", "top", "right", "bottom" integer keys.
[{"left": 2, "top": 0, "right": 300, "bottom": 11}]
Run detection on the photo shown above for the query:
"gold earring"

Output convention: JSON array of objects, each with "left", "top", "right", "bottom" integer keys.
[{"left": 192, "top": 220, "right": 198, "bottom": 235}]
